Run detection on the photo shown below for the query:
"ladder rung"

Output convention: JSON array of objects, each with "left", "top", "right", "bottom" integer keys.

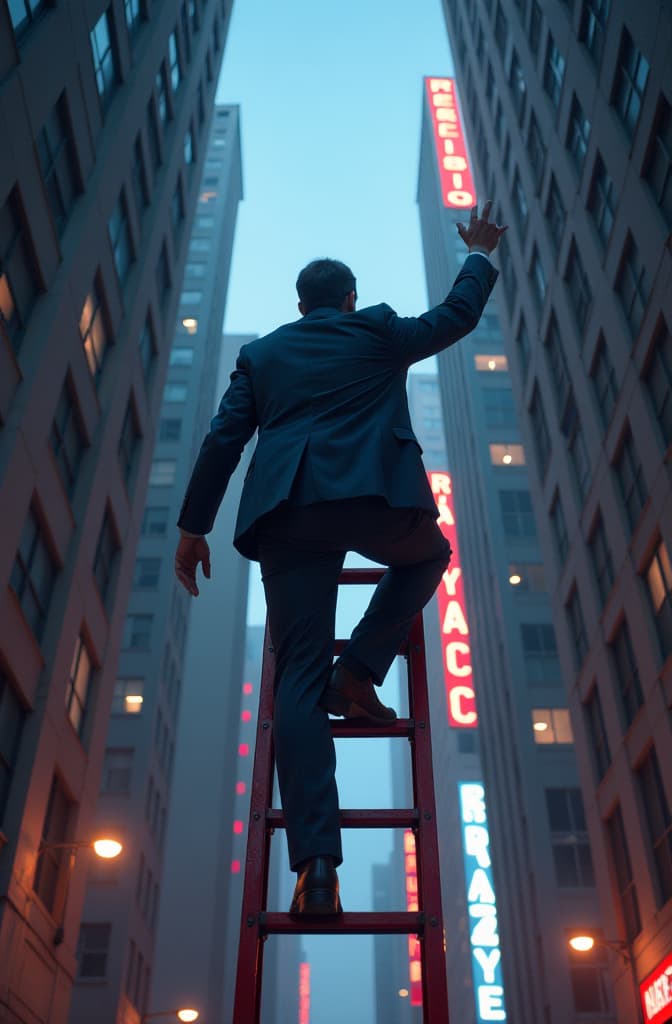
[
  {"left": 258, "top": 911, "right": 425, "bottom": 936},
  {"left": 266, "top": 808, "right": 419, "bottom": 829},
  {"left": 338, "top": 569, "right": 385, "bottom": 585},
  {"left": 330, "top": 718, "right": 415, "bottom": 738},
  {"left": 334, "top": 638, "right": 408, "bottom": 656}
]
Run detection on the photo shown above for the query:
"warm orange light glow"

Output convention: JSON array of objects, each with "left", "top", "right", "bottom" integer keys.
[
  {"left": 502, "top": 453, "right": 512, "bottom": 464},
  {"left": 125, "top": 694, "right": 143, "bottom": 713},
  {"left": 533, "top": 721, "right": 549, "bottom": 732},
  {"left": 181, "top": 317, "right": 198, "bottom": 334},
  {"left": 509, "top": 573, "right": 521, "bottom": 585},
  {"left": 92, "top": 839, "right": 123, "bottom": 859},
  {"left": 398, "top": 989, "right": 409, "bottom": 998},
  {"left": 488, "top": 359, "right": 496, "bottom": 370},
  {"left": 177, "top": 1011, "right": 199, "bottom": 1023},
  {"left": 569, "top": 935, "right": 595, "bottom": 952}
]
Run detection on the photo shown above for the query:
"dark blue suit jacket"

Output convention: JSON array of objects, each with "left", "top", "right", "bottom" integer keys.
[{"left": 178, "top": 254, "right": 498, "bottom": 560}]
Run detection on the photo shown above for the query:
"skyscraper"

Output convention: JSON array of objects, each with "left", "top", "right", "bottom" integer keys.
[
  {"left": 417, "top": 73, "right": 614, "bottom": 1023},
  {"left": 436, "top": 2, "right": 672, "bottom": 1021},
  {"left": 0, "top": 1, "right": 235, "bottom": 1019}
]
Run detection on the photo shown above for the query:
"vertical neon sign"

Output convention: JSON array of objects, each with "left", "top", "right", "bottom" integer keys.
[
  {"left": 425, "top": 77, "right": 476, "bottom": 208},
  {"left": 404, "top": 830, "right": 423, "bottom": 1006},
  {"left": 298, "top": 962, "right": 310, "bottom": 1024}
]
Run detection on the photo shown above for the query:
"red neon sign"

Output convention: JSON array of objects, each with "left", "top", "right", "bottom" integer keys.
[
  {"left": 425, "top": 77, "right": 476, "bottom": 209},
  {"left": 640, "top": 951, "right": 672, "bottom": 1024},
  {"left": 428, "top": 472, "right": 477, "bottom": 728},
  {"left": 299, "top": 962, "right": 310, "bottom": 1024},
  {"left": 404, "top": 830, "right": 423, "bottom": 1007}
]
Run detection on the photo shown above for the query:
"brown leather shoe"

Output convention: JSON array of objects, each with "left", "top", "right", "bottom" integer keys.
[
  {"left": 289, "top": 856, "right": 343, "bottom": 915},
  {"left": 320, "top": 662, "right": 397, "bottom": 723}
]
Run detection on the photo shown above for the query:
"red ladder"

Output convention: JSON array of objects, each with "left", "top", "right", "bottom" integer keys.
[{"left": 232, "top": 568, "right": 450, "bottom": 1022}]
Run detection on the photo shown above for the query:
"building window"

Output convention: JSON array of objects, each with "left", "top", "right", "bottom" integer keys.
[
  {"left": 529, "top": 245, "right": 546, "bottom": 310},
  {"left": 568, "top": 941, "right": 612, "bottom": 1013},
  {"left": 509, "top": 49, "right": 526, "bottom": 125},
  {"left": 544, "top": 312, "right": 570, "bottom": 416},
  {"left": 587, "top": 153, "right": 616, "bottom": 247},
  {"left": 508, "top": 562, "right": 545, "bottom": 591},
  {"left": 550, "top": 490, "right": 569, "bottom": 563},
  {"left": 515, "top": 316, "right": 530, "bottom": 379},
  {"left": 565, "top": 239, "right": 592, "bottom": 335},
  {"left": 615, "top": 233, "right": 649, "bottom": 339},
  {"left": 118, "top": 397, "right": 141, "bottom": 485},
  {"left": 528, "top": 0, "right": 541, "bottom": 53},
  {"left": 10, "top": 504, "right": 58, "bottom": 640},
  {"left": 168, "top": 29, "right": 182, "bottom": 91},
  {"left": 609, "top": 617, "right": 643, "bottom": 728},
  {"left": 180, "top": 290, "right": 202, "bottom": 306},
  {"left": 475, "top": 354, "right": 508, "bottom": 372},
  {"left": 131, "top": 136, "right": 149, "bottom": 222},
  {"left": 528, "top": 383, "right": 551, "bottom": 479},
  {"left": 122, "top": 614, "right": 152, "bottom": 650},
  {"left": 590, "top": 333, "right": 618, "bottom": 428},
  {"left": 543, "top": 174, "right": 566, "bottom": 254},
  {"left": 90, "top": 9, "right": 119, "bottom": 112},
  {"left": 108, "top": 191, "right": 134, "bottom": 286},
  {"left": 9, "top": 0, "right": 49, "bottom": 35},
  {"left": 93, "top": 506, "right": 119, "bottom": 604},
  {"left": 483, "top": 388, "right": 517, "bottom": 428},
  {"left": 612, "top": 29, "right": 649, "bottom": 139},
  {"left": 579, "top": 0, "right": 610, "bottom": 67},
  {"left": 0, "top": 187, "right": 41, "bottom": 352},
  {"left": 489, "top": 443, "right": 525, "bottom": 466},
  {"left": 77, "top": 923, "right": 112, "bottom": 979},
  {"left": 146, "top": 97, "right": 162, "bottom": 170},
  {"left": 79, "top": 275, "right": 111, "bottom": 382},
  {"left": 511, "top": 168, "right": 529, "bottom": 238},
  {"left": 566, "top": 93, "right": 591, "bottom": 176},
  {"left": 584, "top": 684, "right": 610, "bottom": 779},
  {"left": 645, "top": 538, "right": 672, "bottom": 660},
  {"left": 0, "top": 670, "right": 26, "bottom": 826},
  {"left": 101, "top": 748, "right": 134, "bottom": 794},
  {"left": 124, "top": 0, "right": 141, "bottom": 36},
  {"left": 163, "top": 382, "right": 187, "bottom": 403},
  {"left": 180, "top": 1, "right": 191, "bottom": 62},
  {"left": 170, "top": 178, "right": 185, "bottom": 241},
  {"left": 543, "top": 35, "right": 565, "bottom": 111},
  {"left": 567, "top": 409, "right": 591, "bottom": 501},
  {"left": 645, "top": 96, "right": 672, "bottom": 227},
  {"left": 36, "top": 92, "right": 80, "bottom": 238},
  {"left": 133, "top": 558, "right": 161, "bottom": 589},
  {"left": 499, "top": 490, "right": 536, "bottom": 537},
  {"left": 613, "top": 425, "right": 646, "bottom": 531},
  {"left": 546, "top": 788, "right": 594, "bottom": 886},
  {"left": 637, "top": 747, "right": 672, "bottom": 904},
  {"left": 142, "top": 506, "right": 169, "bottom": 536},
  {"left": 138, "top": 314, "right": 156, "bottom": 379},
  {"left": 495, "top": 232, "right": 515, "bottom": 303},
  {"left": 155, "top": 241, "right": 171, "bottom": 307},
  {"left": 149, "top": 458, "right": 177, "bottom": 486},
  {"left": 589, "top": 511, "right": 614, "bottom": 604},
  {"left": 494, "top": 1, "right": 507, "bottom": 55},
  {"left": 66, "top": 634, "right": 93, "bottom": 737},
  {"left": 532, "top": 708, "right": 573, "bottom": 744},
  {"left": 34, "top": 775, "right": 73, "bottom": 912},
  {"left": 159, "top": 417, "right": 181, "bottom": 441},
  {"left": 526, "top": 110, "right": 546, "bottom": 194},
  {"left": 112, "top": 677, "right": 144, "bottom": 715},
  {"left": 643, "top": 318, "right": 671, "bottom": 448},
  {"left": 197, "top": 79, "right": 205, "bottom": 125},
  {"left": 606, "top": 805, "right": 641, "bottom": 940},
  {"left": 156, "top": 63, "right": 170, "bottom": 127},
  {"left": 566, "top": 585, "right": 589, "bottom": 668},
  {"left": 184, "top": 123, "right": 196, "bottom": 166},
  {"left": 50, "top": 375, "right": 87, "bottom": 496}
]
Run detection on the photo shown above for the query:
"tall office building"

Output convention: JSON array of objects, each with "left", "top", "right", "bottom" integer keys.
[
  {"left": 70, "top": 119, "right": 244, "bottom": 1022},
  {"left": 437, "top": 3, "right": 672, "bottom": 1022},
  {"left": 418, "top": 74, "right": 614, "bottom": 1023},
  {"left": 0, "top": 1, "right": 234, "bottom": 1021}
]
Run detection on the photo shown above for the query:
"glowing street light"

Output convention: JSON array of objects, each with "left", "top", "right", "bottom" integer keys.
[
  {"left": 36, "top": 837, "right": 124, "bottom": 945},
  {"left": 509, "top": 573, "right": 522, "bottom": 585},
  {"left": 569, "top": 934, "right": 595, "bottom": 952},
  {"left": 92, "top": 838, "right": 123, "bottom": 859},
  {"left": 141, "top": 1010, "right": 200, "bottom": 1023},
  {"left": 568, "top": 934, "right": 632, "bottom": 964},
  {"left": 398, "top": 988, "right": 409, "bottom": 998}
]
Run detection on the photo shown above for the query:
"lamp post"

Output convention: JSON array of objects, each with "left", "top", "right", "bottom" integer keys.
[
  {"left": 36, "top": 837, "right": 123, "bottom": 945},
  {"left": 568, "top": 933, "right": 642, "bottom": 1022},
  {"left": 140, "top": 1011, "right": 200, "bottom": 1022}
]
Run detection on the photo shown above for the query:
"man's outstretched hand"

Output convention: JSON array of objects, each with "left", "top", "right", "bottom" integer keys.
[
  {"left": 175, "top": 533, "right": 211, "bottom": 596},
  {"left": 456, "top": 200, "right": 508, "bottom": 255}
]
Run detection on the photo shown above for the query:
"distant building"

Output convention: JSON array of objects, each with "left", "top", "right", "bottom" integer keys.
[
  {"left": 438, "top": 2, "right": 672, "bottom": 1020},
  {"left": 0, "top": 3, "right": 234, "bottom": 1021}
]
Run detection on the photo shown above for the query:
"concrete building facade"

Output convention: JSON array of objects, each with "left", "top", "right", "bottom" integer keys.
[
  {"left": 0, "top": 1, "right": 234, "bottom": 1019},
  {"left": 436, "top": 1, "right": 672, "bottom": 1021}
]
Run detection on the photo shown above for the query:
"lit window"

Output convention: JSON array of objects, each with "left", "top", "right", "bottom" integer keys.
[
  {"left": 79, "top": 276, "right": 111, "bottom": 382},
  {"left": 66, "top": 635, "right": 93, "bottom": 736},
  {"left": 489, "top": 443, "right": 525, "bottom": 466},
  {"left": 532, "top": 708, "right": 574, "bottom": 743},
  {"left": 112, "top": 678, "right": 144, "bottom": 715},
  {"left": 508, "top": 563, "right": 545, "bottom": 591},
  {"left": 181, "top": 317, "right": 198, "bottom": 334},
  {"left": 90, "top": 9, "right": 119, "bottom": 112},
  {"left": 475, "top": 354, "right": 509, "bottom": 372}
]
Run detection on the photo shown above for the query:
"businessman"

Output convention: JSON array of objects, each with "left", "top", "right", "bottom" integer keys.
[{"left": 175, "top": 201, "right": 506, "bottom": 915}]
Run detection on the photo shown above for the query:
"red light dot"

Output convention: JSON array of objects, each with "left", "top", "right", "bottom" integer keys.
[
  {"left": 236, "top": 781, "right": 246, "bottom": 795},
  {"left": 241, "top": 710, "right": 252, "bottom": 722},
  {"left": 238, "top": 743, "right": 249, "bottom": 756},
  {"left": 231, "top": 860, "right": 241, "bottom": 873},
  {"left": 233, "top": 820, "right": 244, "bottom": 834},
  {"left": 243, "top": 683, "right": 253, "bottom": 694}
]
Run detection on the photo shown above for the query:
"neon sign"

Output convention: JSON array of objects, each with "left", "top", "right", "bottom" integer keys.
[
  {"left": 640, "top": 951, "right": 672, "bottom": 1024},
  {"left": 403, "top": 830, "right": 423, "bottom": 1006},
  {"left": 428, "top": 471, "right": 477, "bottom": 728},
  {"left": 299, "top": 962, "right": 310, "bottom": 1024},
  {"left": 425, "top": 77, "right": 476, "bottom": 209},
  {"left": 459, "top": 783, "right": 506, "bottom": 1022}
]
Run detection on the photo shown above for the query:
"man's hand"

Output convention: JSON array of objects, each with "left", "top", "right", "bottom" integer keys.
[
  {"left": 175, "top": 533, "right": 211, "bottom": 596},
  {"left": 456, "top": 200, "right": 508, "bottom": 255}
]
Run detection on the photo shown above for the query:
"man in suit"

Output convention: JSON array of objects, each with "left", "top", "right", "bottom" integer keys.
[{"left": 175, "top": 201, "right": 506, "bottom": 914}]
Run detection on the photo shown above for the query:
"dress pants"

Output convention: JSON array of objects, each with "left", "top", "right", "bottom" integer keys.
[{"left": 256, "top": 497, "right": 451, "bottom": 871}]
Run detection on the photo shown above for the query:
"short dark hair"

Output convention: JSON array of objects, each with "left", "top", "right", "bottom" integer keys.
[{"left": 296, "top": 259, "right": 357, "bottom": 313}]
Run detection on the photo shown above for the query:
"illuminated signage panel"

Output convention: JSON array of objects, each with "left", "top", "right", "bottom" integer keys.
[
  {"left": 429, "top": 471, "right": 477, "bottom": 728},
  {"left": 459, "top": 782, "right": 507, "bottom": 1022},
  {"left": 640, "top": 951, "right": 672, "bottom": 1024},
  {"left": 404, "top": 830, "right": 423, "bottom": 1006},
  {"left": 425, "top": 77, "right": 476, "bottom": 209},
  {"left": 299, "top": 962, "right": 310, "bottom": 1024}
]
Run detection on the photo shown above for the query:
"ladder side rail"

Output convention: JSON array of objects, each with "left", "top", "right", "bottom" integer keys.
[
  {"left": 407, "top": 614, "right": 451, "bottom": 1023},
  {"left": 232, "top": 626, "right": 277, "bottom": 1024}
]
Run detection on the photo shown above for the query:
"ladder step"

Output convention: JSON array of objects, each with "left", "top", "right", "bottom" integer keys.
[
  {"left": 330, "top": 717, "right": 415, "bottom": 738},
  {"left": 258, "top": 911, "right": 425, "bottom": 936},
  {"left": 266, "top": 808, "right": 419, "bottom": 829}
]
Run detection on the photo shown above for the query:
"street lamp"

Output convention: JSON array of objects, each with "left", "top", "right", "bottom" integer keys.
[
  {"left": 141, "top": 1011, "right": 200, "bottom": 1022},
  {"left": 568, "top": 933, "right": 633, "bottom": 965},
  {"left": 36, "top": 837, "right": 123, "bottom": 944}
]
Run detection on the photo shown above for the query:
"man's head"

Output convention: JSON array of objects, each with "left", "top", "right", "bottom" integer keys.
[{"left": 296, "top": 259, "right": 357, "bottom": 316}]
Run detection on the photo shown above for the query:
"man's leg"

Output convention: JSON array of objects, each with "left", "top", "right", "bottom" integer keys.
[{"left": 258, "top": 524, "right": 345, "bottom": 871}]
